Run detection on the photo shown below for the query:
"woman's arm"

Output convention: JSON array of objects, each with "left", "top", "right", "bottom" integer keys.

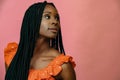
[{"left": 60, "top": 62, "right": 76, "bottom": 80}]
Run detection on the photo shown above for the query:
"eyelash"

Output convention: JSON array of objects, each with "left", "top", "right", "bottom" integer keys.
[{"left": 43, "top": 14, "right": 59, "bottom": 21}]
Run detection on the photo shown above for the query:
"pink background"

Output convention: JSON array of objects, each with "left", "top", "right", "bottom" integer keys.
[{"left": 0, "top": 0, "right": 120, "bottom": 80}]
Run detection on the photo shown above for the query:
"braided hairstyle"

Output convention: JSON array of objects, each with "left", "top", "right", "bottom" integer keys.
[{"left": 5, "top": 1, "right": 65, "bottom": 80}]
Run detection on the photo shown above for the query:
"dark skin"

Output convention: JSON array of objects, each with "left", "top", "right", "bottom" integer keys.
[{"left": 6, "top": 4, "right": 76, "bottom": 80}]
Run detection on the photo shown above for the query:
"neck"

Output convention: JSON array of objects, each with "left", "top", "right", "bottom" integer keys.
[{"left": 33, "top": 37, "right": 50, "bottom": 56}]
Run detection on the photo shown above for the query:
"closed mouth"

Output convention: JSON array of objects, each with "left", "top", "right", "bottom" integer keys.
[
  {"left": 48, "top": 28, "right": 58, "bottom": 32},
  {"left": 48, "top": 28, "right": 57, "bottom": 30}
]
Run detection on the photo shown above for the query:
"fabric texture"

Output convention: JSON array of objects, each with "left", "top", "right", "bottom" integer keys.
[{"left": 4, "top": 42, "right": 76, "bottom": 80}]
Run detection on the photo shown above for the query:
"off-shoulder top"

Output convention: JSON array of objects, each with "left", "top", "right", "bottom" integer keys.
[{"left": 4, "top": 42, "right": 76, "bottom": 80}]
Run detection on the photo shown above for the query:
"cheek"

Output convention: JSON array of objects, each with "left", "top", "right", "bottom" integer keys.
[
  {"left": 39, "top": 22, "right": 48, "bottom": 34},
  {"left": 40, "top": 27, "right": 47, "bottom": 36}
]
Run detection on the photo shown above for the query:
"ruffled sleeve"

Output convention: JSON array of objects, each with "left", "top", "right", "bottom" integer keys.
[
  {"left": 4, "top": 42, "right": 18, "bottom": 67},
  {"left": 48, "top": 54, "right": 76, "bottom": 76},
  {"left": 28, "top": 54, "right": 76, "bottom": 80}
]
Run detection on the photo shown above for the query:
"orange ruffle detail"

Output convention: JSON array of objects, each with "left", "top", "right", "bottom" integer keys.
[
  {"left": 4, "top": 42, "right": 18, "bottom": 66},
  {"left": 4, "top": 42, "right": 76, "bottom": 80},
  {"left": 28, "top": 54, "right": 76, "bottom": 80}
]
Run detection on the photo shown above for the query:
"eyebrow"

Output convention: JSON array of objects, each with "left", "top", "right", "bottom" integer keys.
[
  {"left": 43, "top": 11, "right": 51, "bottom": 14},
  {"left": 43, "top": 11, "right": 59, "bottom": 15}
]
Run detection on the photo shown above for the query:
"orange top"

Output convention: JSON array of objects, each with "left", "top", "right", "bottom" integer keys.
[{"left": 4, "top": 42, "right": 76, "bottom": 80}]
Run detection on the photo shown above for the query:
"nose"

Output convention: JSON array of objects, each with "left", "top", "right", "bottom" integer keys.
[{"left": 51, "top": 18, "right": 58, "bottom": 26}]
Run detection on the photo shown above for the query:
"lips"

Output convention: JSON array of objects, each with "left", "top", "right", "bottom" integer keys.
[{"left": 48, "top": 28, "right": 58, "bottom": 32}]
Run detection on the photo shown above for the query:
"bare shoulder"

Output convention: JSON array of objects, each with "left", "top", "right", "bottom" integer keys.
[
  {"left": 48, "top": 48, "right": 76, "bottom": 80},
  {"left": 60, "top": 62, "right": 76, "bottom": 80},
  {"left": 49, "top": 48, "right": 61, "bottom": 57}
]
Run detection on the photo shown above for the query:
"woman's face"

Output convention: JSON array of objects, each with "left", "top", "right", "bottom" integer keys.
[{"left": 40, "top": 4, "right": 60, "bottom": 39}]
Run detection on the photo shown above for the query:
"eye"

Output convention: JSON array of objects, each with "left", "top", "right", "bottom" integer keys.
[
  {"left": 44, "top": 14, "right": 50, "bottom": 19},
  {"left": 55, "top": 15, "right": 60, "bottom": 21}
]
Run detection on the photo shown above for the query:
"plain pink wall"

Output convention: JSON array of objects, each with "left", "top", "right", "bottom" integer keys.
[{"left": 1, "top": 0, "right": 120, "bottom": 80}]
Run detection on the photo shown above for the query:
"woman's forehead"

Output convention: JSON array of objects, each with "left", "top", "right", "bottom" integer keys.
[{"left": 43, "top": 4, "right": 58, "bottom": 14}]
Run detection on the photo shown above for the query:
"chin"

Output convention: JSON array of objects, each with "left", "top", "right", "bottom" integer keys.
[
  {"left": 48, "top": 34, "right": 57, "bottom": 39},
  {"left": 49, "top": 36, "right": 56, "bottom": 39}
]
